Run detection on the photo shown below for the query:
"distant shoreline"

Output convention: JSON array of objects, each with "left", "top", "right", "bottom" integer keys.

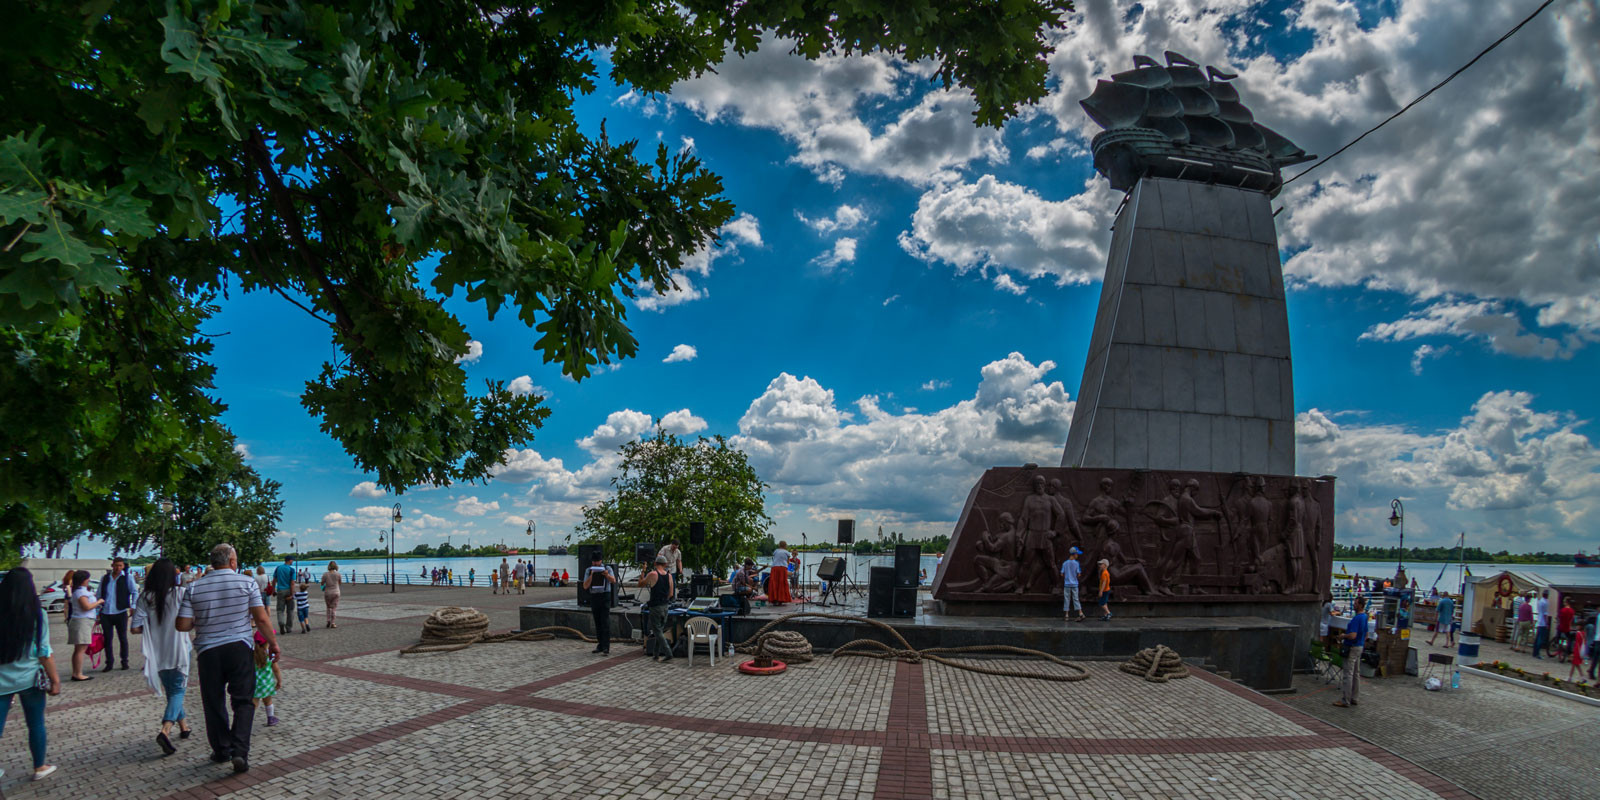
[{"left": 1336, "top": 557, "right": 1572, "bottom": 565}]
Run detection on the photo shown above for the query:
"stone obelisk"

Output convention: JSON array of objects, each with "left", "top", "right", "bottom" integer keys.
[{"left": 1060, "top": 50, "right": 1314, "bottom": 475}]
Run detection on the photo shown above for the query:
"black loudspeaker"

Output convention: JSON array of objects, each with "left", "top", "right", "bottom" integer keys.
[
  {"left": 576, "top": 545, "right": 603, "bottom": 607},
  {"left": 635, "top": 542, "right": 657, "bottom": 565},
  {"left": 837, "top": 519, "right": 855, "bottom": 545},
  {"left": 689, "top": 521, "right": 706, "bottom": 545},
  {"left": 691, "top": 574, "right": 715, "bottom": 598},
  {"left": 894, "top": 544, "right": 921, "bottom": 588},
  {"left": 892, "top": 586, "right": 918, "bottom": 618},
  {"left": 817, "top": 556, "right": 847, "bottom": 582},
  {"left": 867, "top": 566, "right": 895, "bottom": 618}
]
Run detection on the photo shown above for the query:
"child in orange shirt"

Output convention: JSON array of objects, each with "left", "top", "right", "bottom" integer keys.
[{"left": 1097, "top": 559, "right": 1112, "bottom": 621}]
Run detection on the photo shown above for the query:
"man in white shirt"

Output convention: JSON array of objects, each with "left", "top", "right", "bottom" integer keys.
[
  {"left": 1534, "top": 590, "right": 1552, "bottom": 659},
  {"left": 658, "top": 539, "right": 684, "bottom": 583},
  {"left": 97, "top": 557, "right": 136, "bottom": 671},
  {"left": 177, "top": 544, "right": 280, "bottom": 775}
]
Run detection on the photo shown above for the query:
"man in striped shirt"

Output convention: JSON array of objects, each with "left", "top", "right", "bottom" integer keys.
[{"left": 177, "top": 543, "right": 280, "bottom": 775}]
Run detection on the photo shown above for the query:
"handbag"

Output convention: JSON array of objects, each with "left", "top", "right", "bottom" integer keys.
[{"left": 32, "top": 614, "right": 51, "bottom": 693}]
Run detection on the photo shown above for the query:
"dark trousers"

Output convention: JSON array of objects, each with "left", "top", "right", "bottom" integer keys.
[
  {"left": 589, "top": 597, "right": 611, "bottom": 652},
  {"left": 645, "top": 605, "right": 673, "bottom": 659},
  {"left": 1534, "top": 625, "right": 1550, "bottom": 658},
  {"left": 197, "top": 641, "right": 256, "bottom": 759},
  {"left": 99, "top": 611, "right": 129, "bottom": 666}
]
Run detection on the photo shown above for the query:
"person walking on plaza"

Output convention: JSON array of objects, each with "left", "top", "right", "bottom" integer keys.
[
  {"left": 294, "top": 583, "right": 312, "bottom": 634},
  {"left": 251, "top": 632, "right": 282, "bottom": 727},
  {"left": 176, "top": 543, "right": 280, "bottom": 774},
  {"left": 0, "top": 568, "right": 62, "bottom": 781},
  {"left": 659, "top": 539, "right": 684, "bottom": 584},
  {"left": 272, "top": 557, "right": 297, "bottom": 635},
  {"left": 254, "top": 567, "right": 272, "bottom": 602},
  {"left": 67, "top": 570, "right": 103, "bottom": 681},
  {"left": 131, "top": 558, "right": 193, "bottom": 755},
  {"left": 582, "top": 553, "right": 616, "bottom": 655},
  {"left": 1428, "top": 593, "right": 1457, "bottom": 647},
  {"left": 1567, "top": 625, "right": 1586, "bottom": 682},
  {"left": 320, "top": 562, "right": 342, "bottom": 629},
  {"left": 1334, "top": 596, "right": 1369, "bottom": 708},
  {"left": 639, "top": 555, "right": 675, "bottom": 662},
  {"left": 97, "top": 557, "right": 136, "bottom": 672},
  {"left": 1512, "top": 592, "right": 1534, "bottom": 653},
  {"left": 1095, "top": 559, "right": 1112, "bottom": 621},
  {"left": 1060, "top": 547, "right": 1084, "bottom": 622},
  {"left": 1534, "top": 590, "right": 1551, "bottom": 660},
  {"left": 1556, "top": 597, "right": 1576, "bottom": 662},
  {"left": 767, "top": 541, "right": 793, "bottom": 606}
]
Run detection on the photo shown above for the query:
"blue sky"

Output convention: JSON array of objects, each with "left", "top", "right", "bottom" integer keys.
[{"left": 99, "top": 0, "right": 1600, "bottom": 559}]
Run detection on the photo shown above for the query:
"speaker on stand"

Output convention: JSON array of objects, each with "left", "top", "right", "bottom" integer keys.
[
  {"left": 837, "top": 519, "right": 855, "bottom": 545},
  {"left": 689, "top": 521, "right": 706, "bottom": 545},
  {"left": 635, "top": 542, "right": 658, "bottom": 565}
]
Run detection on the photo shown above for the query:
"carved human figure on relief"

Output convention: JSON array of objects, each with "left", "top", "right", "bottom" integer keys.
[
  {"left": 1046, "top": 478, "right": 1084, "bottom": 566},
  {"left": 1016, "top": 475, "right": 1060, "bottom": 592},
  {"left": 1298, "top": 479, "right": 1323, "bottom": 592},
  {"left": 1081, "top": 476, "right": 1124, "bottom": 572},
  {"left": 950, "top": 512, "right": 1021, "bottom": 593},
  {"left": 1282, "top": 482, "right": 1310, "bottom": 594},
  {"left": 1141, "top": 478, "right": 1184, "bottom": 579},
  {"left": 1246, "top": 477, "right": 1288, "bottom": 593},
  {"left": 1167, "top": 478, "right": 1222, "bottom": 586},
  {"left": 1102, "top": 519, "right": 1168, "bottom": 596}
]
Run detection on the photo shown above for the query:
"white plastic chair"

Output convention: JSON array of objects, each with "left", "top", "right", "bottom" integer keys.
[{"left": 685, "top": 615, "right": 721, "bottom": 667}]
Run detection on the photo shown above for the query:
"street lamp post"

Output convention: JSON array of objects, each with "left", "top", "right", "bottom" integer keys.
[
  {"left": 1389, "top": 498, "right": 1405, "bottom": 585},
  {"left": 158, "top": 499, "right": 174, "bottom": 556},
  {"left": 390, "top": 503, "right": 402, "bottom": 593}
]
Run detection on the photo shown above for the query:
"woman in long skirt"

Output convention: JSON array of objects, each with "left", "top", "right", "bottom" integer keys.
[{"left": 768, "top": 541, "right": 793, "bottom": 605}]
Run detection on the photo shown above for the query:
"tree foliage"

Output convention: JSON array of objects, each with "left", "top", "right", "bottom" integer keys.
[
  {"left": 103, "top": 432, "right": 284, "bottom": 567},
  {"left": 577, "top": 427, "right": 771, "bottom": 576},
  {"left": 0, "top": 0, "right": 1072, "bottom": 551}
]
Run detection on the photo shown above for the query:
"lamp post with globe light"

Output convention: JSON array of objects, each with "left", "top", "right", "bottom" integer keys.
[
  {"left": 389, "top": 504, "right": 402, "bottom": 592},
  {"left": 1389, "top": 499, "right": 1405, "bottom": 585}
]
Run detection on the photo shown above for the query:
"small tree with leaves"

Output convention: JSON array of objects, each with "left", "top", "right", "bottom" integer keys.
[{"left": 577, "top": 426, "right": 770, "bottom": 577}]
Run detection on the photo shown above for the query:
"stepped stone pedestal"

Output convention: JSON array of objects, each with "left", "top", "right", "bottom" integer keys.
[{"left": 1061, "top": 177, "right": 1294, "bottom": 475}]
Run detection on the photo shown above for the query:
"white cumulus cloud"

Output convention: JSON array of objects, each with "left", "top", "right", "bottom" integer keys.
[
  {"left": 454, "top": 340, "right": 483, "bottom": 365},
  {"left": 453, "top": 496, "right": 501, "bottom": 517},
  {"left": 663, "top": 344, "right": 698, "bottom": 363},
  {"left": 349, "top": 481, "right": 386, "bottom": 499}
]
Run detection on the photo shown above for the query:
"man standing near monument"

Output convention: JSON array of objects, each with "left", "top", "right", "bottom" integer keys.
[
  {"left": 638, "top": 555, "right": 674, "bottom": 662},
  {"left": 582, "top": 553, "right": 616, "bottom": 655},
  {"left": 1534, "top": 590, "right": 1551, "bottom": 660},
  {"left": 1060, "top": 547, "right": 1085, "bottom": 622},
  {"left": 1016, "top": 475, "right": 1059, "bottom": 593},
  {"left": 1334, "top": 596, "right": 1369, "bottom": 708}
]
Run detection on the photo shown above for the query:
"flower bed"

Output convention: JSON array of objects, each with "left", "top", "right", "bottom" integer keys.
[{"left": 1474, "top": 661, "right": 1592, "bottom": 695}]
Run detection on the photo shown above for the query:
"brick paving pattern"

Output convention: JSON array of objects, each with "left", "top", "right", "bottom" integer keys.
[
  {"left": 1284, "top": 666, "right": 1600, "bottom": 800},
  {"left": 0, "top": 584, "right": 1480, "bottom": 799}
]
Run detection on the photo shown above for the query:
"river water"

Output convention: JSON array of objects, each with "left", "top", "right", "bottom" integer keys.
[
  {"left": 254, "top": 554, "right": 1597, "bottom": 590},
  {"left": 260, "top": 551, "right": 944, "bottom": 586}
]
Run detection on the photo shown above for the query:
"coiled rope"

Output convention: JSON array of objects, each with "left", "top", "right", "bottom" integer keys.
[
  {"left": 1119, "top": 645, "right": 1190, "bottom": 682},
  {"left": 398, "top": 607, "right": 595, "bottom": 655},
  {"left": 732, "top": 612, "right": 1090, "bottom": 682}
]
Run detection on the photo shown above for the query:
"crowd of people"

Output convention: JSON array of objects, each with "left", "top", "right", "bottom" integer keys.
[{"left": 0, "top": 548, "right": 349, "bottom": 781}]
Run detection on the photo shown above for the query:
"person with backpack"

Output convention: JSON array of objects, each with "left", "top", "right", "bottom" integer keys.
[{"left": 271, "top": 557, "right": 297, "bottom": 634}]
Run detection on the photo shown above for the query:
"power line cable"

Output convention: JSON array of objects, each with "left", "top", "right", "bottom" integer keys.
[{"left": 1284, "top": 0, "right": 1561, "bottom": 186}]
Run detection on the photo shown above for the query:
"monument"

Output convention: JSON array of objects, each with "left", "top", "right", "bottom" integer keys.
[{"left": 933, "top": 53, "right": 1333, "bottom": 680}]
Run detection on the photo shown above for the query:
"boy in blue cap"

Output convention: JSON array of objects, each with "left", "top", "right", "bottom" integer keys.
[{"left": 1060, "top": 546, "right": 1085, "bottom": 622}]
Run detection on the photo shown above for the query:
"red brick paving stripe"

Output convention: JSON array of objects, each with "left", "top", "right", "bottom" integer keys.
[
  {"left": 1188, "top": 668, "right": 1480, "bottom": 799},
  {"left": 149, "top": 701, "right": 489, "bottom": 800},
  {"left": 874, "top": 661, "right": 935, "bottom": 800},
  {"left": 929, "top": 732, "right": 1335, "bottom": 755}
]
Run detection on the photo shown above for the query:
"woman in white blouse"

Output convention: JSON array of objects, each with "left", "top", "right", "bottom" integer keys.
[{"left": 130, "top": 559, "right": 192, "bottom": 755}]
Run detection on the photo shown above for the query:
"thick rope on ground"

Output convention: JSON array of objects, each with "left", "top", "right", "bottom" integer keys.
[
  {"left": 1119, "top": 645, "right": 1190, "bottom": 682},
  {"left": 731, "top": 611, "right": 1089, "bottom": 682},
  {"left": 746, "top": 630, "right": 814, "bottom": 663},
  {"left": 399, "top": 606, "right": 595, "bottom": 655}
]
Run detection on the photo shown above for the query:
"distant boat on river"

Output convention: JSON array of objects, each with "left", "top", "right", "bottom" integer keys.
[{"left": 1575, "top": 552, "right": 1600, "bottom": 567}]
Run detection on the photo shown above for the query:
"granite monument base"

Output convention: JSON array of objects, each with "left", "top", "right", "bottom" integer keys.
[{"left": 519, "top": 598, "right": 1302, "bottom": 691}]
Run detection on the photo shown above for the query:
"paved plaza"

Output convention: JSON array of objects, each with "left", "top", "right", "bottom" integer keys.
[{"left": 0, "top": 584, "right": 1486, "bottom": 799}]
